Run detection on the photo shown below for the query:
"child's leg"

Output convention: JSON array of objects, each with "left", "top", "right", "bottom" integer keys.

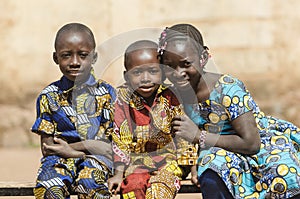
[
  {"left": 34, "top": 155, "right": 74, "bottom": 199},
  {"left": 199, "top": 169, "right": 233, "bottom": 199},
  {"left": 120, "top": 170, "right": 151, "bottom": 199},
  {"left": 75, "top": 157, "right": 112, "bottom": 199},
  {"left": 146, "top": 168, "right": 181, "bottom": 199}
]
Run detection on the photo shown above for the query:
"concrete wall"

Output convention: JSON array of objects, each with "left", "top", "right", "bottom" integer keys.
[{"left": 1, "top": 0, "right": 300, "bottom": 147}]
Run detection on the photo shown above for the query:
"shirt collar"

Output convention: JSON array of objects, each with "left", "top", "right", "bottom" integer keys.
[
  {"left": 59, "top": 68, "right": 98, "bottom": 91},
  {"left": 117, "top": 84, "right": 168, "bottom": 109}
]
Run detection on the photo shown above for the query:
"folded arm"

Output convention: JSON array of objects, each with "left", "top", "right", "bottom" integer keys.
[
  {"left": 172, "top": 112, "right": 261, "bottom": 155},
  {"left": 41, "top": 134, "right": 112, "bottom": 159}
]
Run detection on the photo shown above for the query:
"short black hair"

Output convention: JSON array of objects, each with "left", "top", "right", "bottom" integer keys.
[
  {"left": 124, "top": 40, "right": 158, "bottom": 70},
  {"left": 54, "top": 23, "right": 96, "bottom": 50}
]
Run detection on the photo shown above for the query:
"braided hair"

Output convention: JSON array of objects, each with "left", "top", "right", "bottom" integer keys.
[{"left": 158, "top": 24, "right": 209, "bottom": 68}]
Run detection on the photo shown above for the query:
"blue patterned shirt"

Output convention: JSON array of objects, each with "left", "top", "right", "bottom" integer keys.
[{"left": 31, "top": 69, "right": 116, "bottom": 168}]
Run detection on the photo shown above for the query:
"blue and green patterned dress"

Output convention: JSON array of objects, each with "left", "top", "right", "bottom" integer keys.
[{"left": 186, "top": 74, "right": 300, "bottom": 199}]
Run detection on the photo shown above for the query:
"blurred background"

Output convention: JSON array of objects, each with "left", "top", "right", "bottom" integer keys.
[{"left": 1, "top": 0, "right": 300, "bottom": 185}]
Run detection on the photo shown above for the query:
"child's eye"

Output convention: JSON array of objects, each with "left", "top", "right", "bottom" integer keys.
[
  {"left": 61, "top": 53, "right": 71, "bottom": 58},
  {"left": 149, "top": 69, "right": 159, "bottom": 74},
  {"left": 132, "top": 70, "right": 142, "bottom": 75},
  {"left": 79, "top": 53, "right": 89, "bottom": 58},
  {"left": 184, "top": 61, "right": 193, "bottom": 67}
]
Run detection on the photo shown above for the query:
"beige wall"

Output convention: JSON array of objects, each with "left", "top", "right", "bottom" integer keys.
[{"left": 1, "top": 0, "right": 300, "bottom": 147}]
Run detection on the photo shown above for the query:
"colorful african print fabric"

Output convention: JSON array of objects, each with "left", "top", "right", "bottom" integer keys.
[
  {"left": 187, "top": 74, "right": 300, "bottom": 199},
  {"left": 111, "top": 84, "right": 196, "bottom": 199},
  {"left": 31, "top": 69, "right": 116, "bottom": 198}
]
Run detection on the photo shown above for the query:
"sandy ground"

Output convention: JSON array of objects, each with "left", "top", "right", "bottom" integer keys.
[{"left": 0, "top": 148, "right": 201, "bottom": 199}]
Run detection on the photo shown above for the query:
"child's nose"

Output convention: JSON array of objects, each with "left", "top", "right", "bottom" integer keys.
[
  {"left": 141, "top": 72, "right": 150, "bottom": 82},
  {"left": 174, "top": 66, "right": 187, "bottom": 78},
  {"left": 70, "top": 55, "right": 80, "bottom": 67}
]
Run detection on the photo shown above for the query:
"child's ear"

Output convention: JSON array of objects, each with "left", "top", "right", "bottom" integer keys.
[
  {"left": 123, "top": 71, "right": 129, "bottom": 82},
  {"left": 53, "top": 52, "right": 59, "bottom": 64},
  {"left": 199, "top": 49, "right": 210, "bottom": 68},
  {"left": 92, "top": 52, "right": 98, "bottom": 64}
]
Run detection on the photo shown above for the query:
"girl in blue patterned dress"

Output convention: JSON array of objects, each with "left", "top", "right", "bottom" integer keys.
[
  {"left": 31, "top": 23, "right": 115, "bottom": 199},
  {"left": 158, "top": 23, "right": 300, "bottom": 199}
]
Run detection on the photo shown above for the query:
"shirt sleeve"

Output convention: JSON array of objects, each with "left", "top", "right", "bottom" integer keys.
[
  {"left": 96, "top": 83, "right": 117, "bottom": 140},
  {"left": 111, "top": 98, "right": 132, "bottom": 165},
  {"left": 220, "top": 76, "right": 255, "bottom": 121},
  {"left": 168, "top": 92, "right": 198, "bottom": 166},
  {"left": 31, "top": 94, "right": 55, "bottom": 135}
]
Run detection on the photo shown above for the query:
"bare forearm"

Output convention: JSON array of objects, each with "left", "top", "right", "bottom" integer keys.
[
  {"left": 202, "top": 132, "right": 260, "bottom": 155},
  {"left": 42, "top": 136, "right": 85, "bottom": 158},
  {"left": 69, "top": 140, "right": 112, "bottom": 157},
  {"left": 113, "top": 162, "right": 125, "bottom": 177},
  {"left": 207, "top": 133, "right": 258, "bottom": 154}
]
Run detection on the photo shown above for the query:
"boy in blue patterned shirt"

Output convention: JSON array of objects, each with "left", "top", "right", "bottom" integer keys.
[{"left": 31, "top": 23, "right": 115, "bottom": 199}]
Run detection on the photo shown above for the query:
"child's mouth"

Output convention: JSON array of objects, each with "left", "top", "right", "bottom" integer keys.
[
  {"left": 176, "top": 79, "right": 189, "bottom": 87},
  {"left": 68, "top": 70, "right": 82, "bottom": 76},
  {"left": 139, "top": 85, "right": 154, "bottom": 92}
]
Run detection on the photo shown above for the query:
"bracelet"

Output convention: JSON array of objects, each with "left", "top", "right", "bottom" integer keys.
[{"left": 199, "top": 130, "right": 207, "bottom": 149}]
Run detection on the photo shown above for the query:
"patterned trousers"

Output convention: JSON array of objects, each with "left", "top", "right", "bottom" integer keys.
[{"left": 34, "top": 155, "right": 111, "bottom": 199}]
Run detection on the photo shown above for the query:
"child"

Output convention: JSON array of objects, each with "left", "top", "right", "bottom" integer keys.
[
  {"left": 158, "top": 23, "right": 300, "bottom": 199},
  {"left": 31, "top": 23, "right": 115, "bottom": 199},
  {"left": 107, "top": 40, "right": 197, "bottom": 199}
]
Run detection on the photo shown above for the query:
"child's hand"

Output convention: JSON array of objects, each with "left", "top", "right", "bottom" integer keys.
[
  {"left": 107, "top": 175, "right": 123, "bottom": 195},
  {"left": 172, "top": 114, "right": 201, "bottom": 143},
  {"left": 190, "top": 165, "right": 200, "bottom": 187}
]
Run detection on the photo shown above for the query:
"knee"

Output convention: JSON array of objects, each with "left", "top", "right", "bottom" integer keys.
[
  {"left": 199, "top": 169, "right": 221, "bottom": 188},
  {"left": 34, "top": 185, "right": 66, "bottom": 199},
  {"left": 199, "top": 169, "right": 233, "bottom": 199}
]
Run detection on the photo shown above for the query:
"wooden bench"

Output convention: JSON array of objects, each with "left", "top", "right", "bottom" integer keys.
[{"left": 0, "top": 181, "right": 201, "bottom": 196}]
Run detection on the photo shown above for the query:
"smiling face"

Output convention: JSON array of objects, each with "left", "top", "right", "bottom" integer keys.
[
  {"left": 125, "top": 48, "right": 162, "bottom": 99},
  {"left": 53, "top": 31, "right": 97, "bottom": 82},
  {"left": 161, "top": 39, "right": 202, "bottom": 91}
]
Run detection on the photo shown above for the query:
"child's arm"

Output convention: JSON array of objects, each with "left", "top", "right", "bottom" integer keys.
[
  {"left": 173, "top": 113, "right": 260, "bottom": 154},
  {"left": 190, "top": 165, "right": 200, "bottom": 187},
  {"left": 40, "top": 134, "right": 55, "bottom": 156},
  {"left": 42, "top": 137, "right": 112, "bottom": 159},
  {"left": 42, "top": 137, "right": 85, "bottom": 158},
  {"left": 69, "top": 140, "right": 112, "bottom": 159},
  {"left": 107, "top": 162, "right": 125, "bottom": 195}
]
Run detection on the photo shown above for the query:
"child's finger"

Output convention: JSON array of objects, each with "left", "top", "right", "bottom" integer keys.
[
  {"left": 43, "top": 143, "right": 54, "bottom": 151},
  {"left": 172, "top": 115, "right": 182, "bottom": 122},
  {"left": 54, "top": 137, "right": 68, "bottom": 146},
  {"left": 43, "top": 143, "right": 49, "bottom": 150},
  {"left": 53, "top": 137, "right": 62, "bottom": 143},
  {"left": 115, "top": 184, "right": 121, "bottom": 195},
  {"left": 172, "top": 118, "right": 182, "bottom": 126},
  {"left": 107, "top": 180, "right": 113, "bottom": 191},
  {"left": 172, "top": 125, "right": 180, "bottom": 131},
  {"left": 42, "top": 143, "right": 55, "bottom": 156}
]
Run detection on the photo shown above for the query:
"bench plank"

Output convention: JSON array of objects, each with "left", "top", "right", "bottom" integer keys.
[{"left": 0, "top": 181, "right": 201, "bottom": 196}]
